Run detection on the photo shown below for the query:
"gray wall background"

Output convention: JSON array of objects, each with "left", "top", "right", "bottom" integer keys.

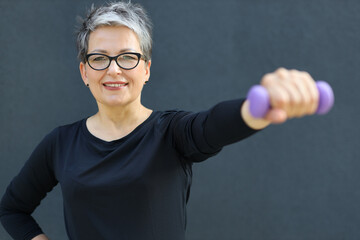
[{"left": 0, "top": 0, "right": 359, "bottom": 239}]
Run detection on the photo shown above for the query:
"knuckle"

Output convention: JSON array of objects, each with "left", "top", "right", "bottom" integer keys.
[
  {"left": 261, "top": 73, "right": 273, "bottom": 85},
  {"left": 300, "top": 71, "right": 310, "bottom": 77},
  {"left": 276, "top": 68, "right": 290, "bottom": 80},
  {"left": 301, "top": 71, "right": 314, "bottom": 81},
  {"left": 276, "top": 67, "right": 287, "bottom": 73},
  {"left": 289, "top": 69, "right": 298, "bottom": 75}
]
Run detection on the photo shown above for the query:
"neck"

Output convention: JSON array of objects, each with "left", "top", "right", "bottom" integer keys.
[
  {"left": 87, "top": 100, "right": 152, "bottom": 141},
  {"left": 97, "top": 101, "right": 147, "bottom": 126}
]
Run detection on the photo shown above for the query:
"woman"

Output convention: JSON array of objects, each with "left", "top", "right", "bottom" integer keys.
[{"left": 0, "top": 1, "right": 318, "bottom": 240}]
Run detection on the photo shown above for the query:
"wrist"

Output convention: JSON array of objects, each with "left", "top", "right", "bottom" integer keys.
[{"left": 241, "top": 100, "right": 270, "bottom": 130}]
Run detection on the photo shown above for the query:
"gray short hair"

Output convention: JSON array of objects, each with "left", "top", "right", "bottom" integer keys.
[{"left": 76, "top": 1, "right": 153, "bottom": 63}]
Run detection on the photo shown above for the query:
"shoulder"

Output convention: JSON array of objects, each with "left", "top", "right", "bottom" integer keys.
[
  {"left": 158, "top": 109, "right": 189, "bottom": 118},
  {"left": 43, "top": 119, "right": 85, "bottom": 144},
  {"left": 57, "top": 118, "right": 85, "bottom": 131},
  {"left": 153, "top": 110, "right": 195, "bottom": 126}
]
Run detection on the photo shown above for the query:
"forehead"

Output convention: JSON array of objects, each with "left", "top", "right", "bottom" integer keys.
[{"left": 88, "top": 25, "right": 141, "bottom": 53}]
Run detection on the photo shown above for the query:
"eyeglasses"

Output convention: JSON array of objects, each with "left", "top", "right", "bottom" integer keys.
[{"left": 86, "top": 52, "right": 146, "bottom": 71}]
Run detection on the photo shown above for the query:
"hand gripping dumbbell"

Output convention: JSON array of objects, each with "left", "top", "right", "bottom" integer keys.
[{"left": 247, "top": 81, "right": 334, "bottom": 118}]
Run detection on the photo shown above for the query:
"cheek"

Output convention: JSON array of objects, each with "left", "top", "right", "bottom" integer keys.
[
  {"left": 129, "top": 70, "right": 146, "bottom": 84},
  {"left": 88, "top": 71, "right": 105, "bottom": 82}
]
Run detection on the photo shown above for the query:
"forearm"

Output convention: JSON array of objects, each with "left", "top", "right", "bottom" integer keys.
[
  {"left": 0, "top": 129, "right": 58, "bottom": 239},
  {"left": 0, "top": 210, "right": 44, "bottom": 240},
  {"left": 32, "top": 234, "right": 49, "bottom": 240},
  {"left": 202, "top": 99, "right": 260, "bottom": 149}
]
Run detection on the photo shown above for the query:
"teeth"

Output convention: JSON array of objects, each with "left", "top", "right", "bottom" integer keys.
[{"left": 104, "top": 83, "right": 126, "bottom": 87}]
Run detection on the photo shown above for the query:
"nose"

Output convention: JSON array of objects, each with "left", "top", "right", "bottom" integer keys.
[{"left": 107, "top": 59, "right": 122, "bottom": 75}]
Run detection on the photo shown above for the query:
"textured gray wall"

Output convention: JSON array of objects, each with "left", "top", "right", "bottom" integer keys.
[{"left": 0, "top": 0, "right": 358, "bottom": 239}]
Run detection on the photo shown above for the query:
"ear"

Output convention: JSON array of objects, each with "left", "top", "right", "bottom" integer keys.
[
  {"left": 144, "top": 60, "right": 151, "bottom": 83},
  {"left": 79, "top": 62, "right": 88, "bottom": 86}
]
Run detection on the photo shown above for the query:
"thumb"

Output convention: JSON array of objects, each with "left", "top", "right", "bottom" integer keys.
[{"left": 265, "top": 108, "right": 288, "bottom": 124}]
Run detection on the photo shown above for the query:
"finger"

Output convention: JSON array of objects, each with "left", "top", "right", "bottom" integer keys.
[
  {"left": 261, "top": 72, "right": 290, "bottom": 112},
  {"left": 265, "top": 75, "right": 290, "bottom": 112},
  {"left": 275, "top": 67, "right": 290, "bottom": 80},
  {"left": 260, "top": 72, "right": 275, "bottom": 86},
  {"left": 274, "top": 68, "right": 302, "bottom": 117},
  {"left": 265, "top": 108, "right": 287, "bottom": 124},
  {"left": 277, "top": 77, "right": 302, "bottom": 118},
  {"left": 289, "top": 70, "right": 309, "bottom": 118},
  {"left": 300, "top": 71, "right": 319, "bottom": 115}
]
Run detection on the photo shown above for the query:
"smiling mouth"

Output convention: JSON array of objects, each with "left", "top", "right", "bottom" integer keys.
[{"left": 103, "top": 83, "right": 128, "bottom": 87}]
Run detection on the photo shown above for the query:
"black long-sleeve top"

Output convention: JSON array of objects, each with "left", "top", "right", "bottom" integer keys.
[{"left": 0, "top": 99, "right": 258, "bottom": 240}]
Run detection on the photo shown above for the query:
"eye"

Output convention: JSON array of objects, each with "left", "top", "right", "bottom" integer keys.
[
  {"left": 92, "top": 56, "right": 107, "bottom": 62},
  {"left": 119, "top": 54, "right": 137, "bottom": 61}
]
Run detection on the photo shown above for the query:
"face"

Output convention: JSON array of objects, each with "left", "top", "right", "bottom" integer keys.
[{"left": 79, "top": 26, "right": 151, "bottom": 109}]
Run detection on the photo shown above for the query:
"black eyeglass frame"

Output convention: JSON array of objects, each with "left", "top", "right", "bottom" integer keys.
[{"left": 85, "top": 52, "right": 147, "bottom": 71}]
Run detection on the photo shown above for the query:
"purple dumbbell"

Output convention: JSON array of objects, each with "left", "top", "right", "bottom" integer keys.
[{"left": 247, "top": 81, "right": 334, "bottom": 118}]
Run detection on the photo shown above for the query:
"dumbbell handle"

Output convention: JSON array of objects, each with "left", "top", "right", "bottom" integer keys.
[{"left": 247, "top": 81, "right": 334, "bottom": 118}]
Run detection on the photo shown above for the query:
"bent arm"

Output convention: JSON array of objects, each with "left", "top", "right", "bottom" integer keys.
[
  {"left": 32, "top": 234, "right": 49, "bottom": 240},
  {"left": 0, "top": 130, "right": 58, "bottom": 240}
]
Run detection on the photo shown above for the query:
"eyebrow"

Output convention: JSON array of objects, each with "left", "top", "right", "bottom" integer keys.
[{"left": 89, "top": 48, "right": 137, "bottom": 54}]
